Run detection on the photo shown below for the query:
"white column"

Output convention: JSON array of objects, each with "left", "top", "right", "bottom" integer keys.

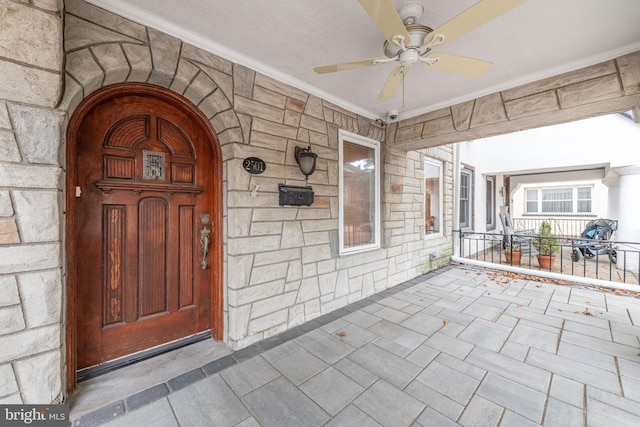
[{"left": 612, "top": 167, "right": 640, "bottom": 273}]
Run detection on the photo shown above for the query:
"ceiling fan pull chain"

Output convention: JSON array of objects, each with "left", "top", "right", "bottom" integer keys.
[{"left": 402, "top": 66, "right": 406, "bottom": 112}]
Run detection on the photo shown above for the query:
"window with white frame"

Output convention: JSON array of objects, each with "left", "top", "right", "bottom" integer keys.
[
  {"left": 459, "top": 168, "right": 473, "bottom": 229},
  {"left": 424, "top": 158, "right": 442, "bottom": 236},
  {"left": 525, "top": 186, "right": 593, "bottom": 214},
  {"left": 486, "top": 176, "right": 495, "bottom": 228},
  {"left": 339, "top": 131, "right": 380, "bottom": 253}
]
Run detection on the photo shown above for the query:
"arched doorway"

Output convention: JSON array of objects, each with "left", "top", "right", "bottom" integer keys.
[{"left": 65, "top": 83, "right": 223, "bottom": 391}]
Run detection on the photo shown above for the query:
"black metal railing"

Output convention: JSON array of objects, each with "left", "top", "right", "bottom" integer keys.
[{"left": 457, "top": 230, "right": 640, "bottom": 285}]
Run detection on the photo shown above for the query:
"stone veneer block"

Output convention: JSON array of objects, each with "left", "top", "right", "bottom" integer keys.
[
  {"left": 0, "top": 1, "right": 61, "bottom": 70},
  {"left": 422, "top": 116, "right": 455, "bottom": 138},
  {"left": 505, "top": 90, "right": 559, "bottom": 119},
  {"left": 300, "top": 114, "right": 328, "bottom": 134},
  {"left": 66, "top": 48, "right": 104, "bottom": 95},
  {"left": 395, "top": 124, "right": 423, "bottom": 142},
  {"left": 0, "top": 102, "right": 11, "bottom": 129},
  {"left": 0, "top": 306, "right": 25, "bottom": 335},
  {"left": 147, "top": 28, "right": 181, "bottom": 87},
  {"left": 252, "top": 118, "right": 298, "bottom": 139},
  {"left": 451, "top": 101, "right": 474, "bottom": 131},
  {"left": 0, "top": 131, "right": 20, "bottom": 162},
  {"left": 10, "top": 104, "right": 62, "bottom": 165},
  {"left": 0, "top": 276, "right": 20, "bottom": 307},
  {"left": 617, "top": 51, "right": 640, "bottom": 95},
  {"left": 12, "top": 191, "right": 59, "bottom": 243},
  {"left": 304, "top": 96, "right": 325, "bottom": 120},
  {"left": 170, "top": 59, "right": 200, "bottom": 95},
  {"left": 254, "top": 86, "right": 287, "bottom": 109},
  {"left": 122, "top": 44, "right": 152, "bottom": 83},
  {"left": 64, "top": 15, "right": 141, "bottom": 52},
  {"left": 558, "top": 74, "right": 622, "bottom": 109},
  {"left": 286, "top": 97, "right": 306, "bottom": 113},
  {"left": 235, "top": 96, "right": 285, "bottom": 123},
  {"left": 249, "top": 262, "right": 289, "bottom": 286},
  {"left": 31, "top": 0, "right": 59, "bottom": 12},
  {"left": 0, "top": 164, "right": 60, "bottom": 189},
  {"left": 0, "top": 363, "right": 19, "bottom": 397},
  {"left": 0, "top": 219, "right": 19, "bottom": 245},
  {"left": 0, "top": 324, "right": 59, "bottom": 365},
  {"left": 182, "top": 43, "right": 233, "bottom": 75},
  {"left": 255, "top": 73, "right": 309, "bottom": 103},
  {"left": 13, "top": 351, "right": 61, "bottom": 403},
  {"left": 93, "top": 43, "right": 130, "bottom": 85},
  {"left": 65, "top": 0, "right": 147, "bottom": 42},
  {"left": 184, "top": 72, "right": 216, "bottom": 106},
  {"left": 0, "top": 60, "right": 61, "bottom": 107},
  {"left": 233, "top": 64, "right": 255, "bottom": 98},
  {"left": 0, "top": 243, "right": 60, "bottom": 275},
  {"left": 232, "top": 280, "right": 286, "bottom": 306},
  {"left": 502, "top": 61, "right": 618, "bottom": 101},
  {"left": 18, "top": 270, "right": 62, "bottom": 328},
  {"left": 470, "top": 93, "right": 508, "bottom": 128},
  {"left": 196, "top": 63, "right": 234, "bottom": 103}
]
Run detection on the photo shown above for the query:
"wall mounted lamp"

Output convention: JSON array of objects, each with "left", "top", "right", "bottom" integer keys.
[{"left": 294, "top": 145, "right": 317, "bottom": 182}]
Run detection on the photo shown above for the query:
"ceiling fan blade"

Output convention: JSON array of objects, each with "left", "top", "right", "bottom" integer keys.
[
  {"left": 378, "top": 66, "right": 407, "bottom": 100},
  {"left": 423, "top": 53, "right": 492, "bottom": 77},
  {"left": 314, "top": 57, "right": 388, "bottom": 74},
  {"left": 425, "top": 0, "right": 527, "bottom": 48},
  {"left": 358, "top": 0, "right": 410, "bottom": 45}
]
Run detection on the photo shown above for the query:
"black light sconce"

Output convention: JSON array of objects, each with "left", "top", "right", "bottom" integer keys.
[{"left": 294, "top": 145, "right": 317, "bottom": 182}]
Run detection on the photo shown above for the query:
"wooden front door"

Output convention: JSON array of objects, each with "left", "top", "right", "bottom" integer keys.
[{"left": 73, "top": 85, "right": 216, "bottom": 369}]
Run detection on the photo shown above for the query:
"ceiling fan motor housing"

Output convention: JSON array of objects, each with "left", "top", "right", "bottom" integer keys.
[{"left": 383, "top": 24, "right": 433, "bottom": 58}]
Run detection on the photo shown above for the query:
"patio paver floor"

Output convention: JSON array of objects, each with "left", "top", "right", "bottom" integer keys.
[{"left": 70, "top": 265, "right": 640, "bottom": 426}]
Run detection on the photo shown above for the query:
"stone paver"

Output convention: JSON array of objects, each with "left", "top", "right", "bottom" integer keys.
[{"left": 71, "top": 266, "right": 640, "bottom": 427}]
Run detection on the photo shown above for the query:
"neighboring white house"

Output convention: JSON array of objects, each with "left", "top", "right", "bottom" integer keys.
[{"left": 458, "top": 112, "right": 640, "bottom": 270}]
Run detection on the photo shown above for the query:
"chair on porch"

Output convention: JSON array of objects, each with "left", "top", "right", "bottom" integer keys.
[{"left": 499, "top": 213, "right": 538, "bottom": 256}]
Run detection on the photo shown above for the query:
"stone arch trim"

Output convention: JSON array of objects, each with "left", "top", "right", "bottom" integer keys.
[
  {"left": 61, "top": 1, "right": 244, "bottom": 148},
  {"left": 388, "top": 50, "right": 640, "bottom": 150}
]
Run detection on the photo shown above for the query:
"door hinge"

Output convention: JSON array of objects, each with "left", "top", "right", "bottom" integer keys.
[{"left": 76, "top": 186, "right": 82, "bottom": 198}]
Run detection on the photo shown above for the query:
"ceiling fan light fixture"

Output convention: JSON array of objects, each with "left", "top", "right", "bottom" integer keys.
[{"left": 383, "top": 24, "right": 433, "bottom": 57}]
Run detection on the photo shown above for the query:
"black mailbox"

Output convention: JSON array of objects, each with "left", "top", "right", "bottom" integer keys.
[{"left": 279, "top": 184, "right": 314, "bottom": 206}]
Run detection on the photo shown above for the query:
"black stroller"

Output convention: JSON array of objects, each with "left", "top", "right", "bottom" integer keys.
[{"left": 571, "top": 219, "right": 618, "bottom": 263}]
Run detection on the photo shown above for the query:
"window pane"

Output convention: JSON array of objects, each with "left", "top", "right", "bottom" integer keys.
[
  {"left": 577, "top": 187, "right": 592, "bottom": 213},
  {"left": 343, "top": 141, "right": 375, "bottom": 248},
  {"left": 460, "top": 170, "right": 471, "bottom": 228},
  {"left": 526, "top": 189, "right": 538, "bottom": 213},
  {"left": 542, "top": 188, "right": 572, "bottom": 213},
  {"left": 486, "top": 178, "right": 494, "bottom": 226},
  {"left": 425, "top": 160, "right": 441, "bottom": 234}
]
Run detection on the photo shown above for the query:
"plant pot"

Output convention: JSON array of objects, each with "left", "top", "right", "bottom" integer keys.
[
  {"left": 537, "top": 254, "right": 556, "bottom": 269},
  {"left": 504, "top": 250, "right": 523, "bottom": 265}
]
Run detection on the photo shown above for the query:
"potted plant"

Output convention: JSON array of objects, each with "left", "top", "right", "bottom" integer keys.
[
  {"left": 504, "top": 241, "right": 522, "bottom": 265},
  {"left": 533, "top": 220, "right": 560, "bottom": 269}
]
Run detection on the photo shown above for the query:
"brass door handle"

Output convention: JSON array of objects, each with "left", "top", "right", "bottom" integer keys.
[{"left": 200, "top": 214, "right": 211, "bottom": 269}]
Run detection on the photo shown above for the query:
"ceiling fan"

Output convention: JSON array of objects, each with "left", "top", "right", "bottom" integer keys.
[{"left": 314, "top": 0, "right": 528, "bottom": 101}]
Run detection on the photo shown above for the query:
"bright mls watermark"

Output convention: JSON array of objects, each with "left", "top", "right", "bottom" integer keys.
[{"left": 1, "top": 405, "right": 69, "bottom": 426}]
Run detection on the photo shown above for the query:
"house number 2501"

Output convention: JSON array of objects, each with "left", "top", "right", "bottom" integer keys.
[{"left": 243, "top": 157, "right": 266, "bottom": 174}]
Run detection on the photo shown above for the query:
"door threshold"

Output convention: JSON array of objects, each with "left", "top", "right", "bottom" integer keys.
[{"left": 77, "top": 331, "right": 212, "bottom": 382}]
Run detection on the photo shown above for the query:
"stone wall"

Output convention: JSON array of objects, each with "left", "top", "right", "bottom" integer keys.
[
  {"left": 389, "top": 51, "right": 640, "bottom": 150},
  {"left": 61, "top": 0, "right": 454, "bottom": 385},
  {"left": 0, "top": 0, "right": 64, "bottom": 404}
]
